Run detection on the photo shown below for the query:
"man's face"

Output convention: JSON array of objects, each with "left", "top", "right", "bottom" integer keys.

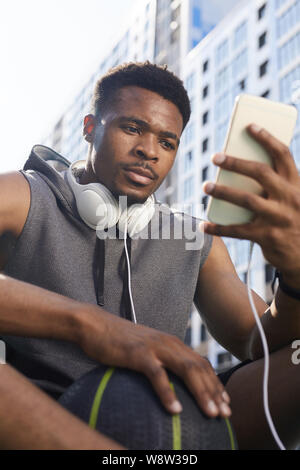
[{"left": 87, "top": 86, "right": 183, "bottom": 205}]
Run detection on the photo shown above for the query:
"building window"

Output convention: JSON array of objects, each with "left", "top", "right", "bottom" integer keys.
[
  {"left": 202, "top": 137, "right": 209, "bottom": 153},
  {"left": 184, "top": 176, "right": 194, "bottom": 200},
  {"left": 280, "top": 63, "right": 300, "bottom": 102},
  {"left": 186, "top": 72, "right": 195, "bottom": 94},
  {"left": 216, "top": 121, "right": 228, "bottom": 151},
  {"left": 202, "top": 165, "right": 209, "bottom": 181},
  {"left": 203, "top": 84, "right": 209, "bottom": 99},
  {"left": 232, "top": 49, "right": 248, "bottom": 78},
  {"left": 278, "top": 31, "right": 300, "bottom": 69},
  {"left": 233, "top": 21, "right": 247, "bottom": 49},
  {"left": 277, "top": 2, "right": 300, "bottom": 39},
  {"left": 258, "top": 3, "right": 267, "bottom": 20},
  {"left": 236, "top": 240, "right": 249, "bottom": 266},
  {"left": 202, "top": 195, "right": 209, "bottom": 211},
  {"left": 276, "top": 0, "right": 286, "bottom": 8},
  {"left": 203, "top": 59, "right": 209, "bottom": 73},
  {"left": 258, "top": 31, "right": 267, "bottom": 48},
  {"left": 184, "top": 151, "right": 193, "bottom": 173},
  {"left": 215, "top": 39, "right": 229, "bottom": 65},
  {"left": 291, "top": 132, "right": 300, "bottom": 168},
  {"left": 261, "top": 89, "right": 270, "bottom": 98},
  {"left": 239, "top": 78, "right": 246, "bottom": 90},
  {"left": 184, "top": 123, "right": 195, "bottom": 146},
  {"left": 201, "top": 324, "right": 208, "bottom": 342},
  {"left": 216, "top": 65, "right": 230, "bottom": 95},
  {"left": 217, "top": 352, "right": 232, "bottom": 367},
  {"left": 259, "top": 60, "right": 269, "bottom": 77},
  {"left": 215, "top": 92, "right": 230, "bottom": 122},
  {"left": 202, "top": 110, "right": 209, "bottom": 125},
  {"left": 265, "top": 264, "right": 275, "bottom": 283},
  {"left": 232, "top": 78, "right": 247, "bottom": 102}
]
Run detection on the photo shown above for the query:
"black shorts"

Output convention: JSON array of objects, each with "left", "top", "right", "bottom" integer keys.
[{"left": 218, "top": 359, "right": 252, "bottom": 386}]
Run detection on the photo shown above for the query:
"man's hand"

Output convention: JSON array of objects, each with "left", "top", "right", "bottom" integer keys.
[
  {"left": 202, "top": 124, "right": 300, "bottom": 287},
  {"left": 0, "top": 274, "right": 231, "bottom": 421},
  {"left": 78, "top": 305, "right": 231, "bottom": 419}
]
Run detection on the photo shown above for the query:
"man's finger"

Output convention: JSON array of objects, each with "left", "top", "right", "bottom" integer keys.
[
  {"left": 210, "top": 153, "right": 284, "bottom": 198},
  {"left": 199, "top": 220, "right": 260, "bottom": 241},
  {"left": 203, "top": 182, "right": 286, "bottom": 225},
  {"left": 165, "top": 352, "right": 231, "bottom": 418},
  {"left": 182, "top": 362, "right": 232, "bottom": 418},
  {"left": 246, "top": 124, "right": 298, "bottom": 181},
  {"left": 143, "top": 359, "right": 183, "bottom": 415}
]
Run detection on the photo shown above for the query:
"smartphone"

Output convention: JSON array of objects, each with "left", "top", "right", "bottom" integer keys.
[{"left": 206, "top": 94, "right": 298, "bottom": 225}]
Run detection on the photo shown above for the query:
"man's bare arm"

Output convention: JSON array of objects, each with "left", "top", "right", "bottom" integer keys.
[
  {"left": 195, "top": 236, "right": 300, "bottom": 362},
  {"left": 0, "top": 172, "right": 31, "bottom": 244},
  {"left": 195, "top": 236, "right": 268, "bottom": 361},
  {"left": 0, "top": 172, "right": 231, "bottom": 419},
  {"left": 201, "top": 124, "right": 300, "bottom": 360},
  {"left": 0, "top": 364, "right": 125, "bottom": 449}
]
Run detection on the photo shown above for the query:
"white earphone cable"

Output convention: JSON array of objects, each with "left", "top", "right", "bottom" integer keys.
[
  {"left": 247, "top": 241, "right": 285, "bottom": 450},
  {"left": 123, "top": 219, "right": 137, "bottom": 324},
  {"left": 123, "top": 217, "right": 285, "bottom": 447}
]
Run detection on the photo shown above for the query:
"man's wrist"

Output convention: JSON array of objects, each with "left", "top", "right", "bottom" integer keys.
[
  {"left": 278, "top": 271, "right": 300, "bottom": 300},
  {"left": 73, "top": 303, "right": 108, "bottom": 351}
]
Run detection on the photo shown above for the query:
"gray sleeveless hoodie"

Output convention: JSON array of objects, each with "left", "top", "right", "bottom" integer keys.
[{"left": 2, "top": 145, "right": 212, "bottom": 399}]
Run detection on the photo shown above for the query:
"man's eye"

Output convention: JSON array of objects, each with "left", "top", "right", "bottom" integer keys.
[
  {"left": 161, "top": 140, "right": 175, "bottom": 150},
  {"left": 124, "top": 126, "right": 140, "bottom": 134}
]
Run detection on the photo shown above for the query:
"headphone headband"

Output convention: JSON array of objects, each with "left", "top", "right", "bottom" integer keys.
[{"left": 67, "top": 161, "right": 155, "bottom": 236}]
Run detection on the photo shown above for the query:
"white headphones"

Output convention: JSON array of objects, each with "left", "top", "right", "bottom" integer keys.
[{"left": 67, "top": 160, "right": 155, "bottom": 237}]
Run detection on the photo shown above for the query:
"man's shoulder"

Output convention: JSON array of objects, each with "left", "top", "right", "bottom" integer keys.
[{"left": 0, "top": 171, "right": 31, "bottom": 240}]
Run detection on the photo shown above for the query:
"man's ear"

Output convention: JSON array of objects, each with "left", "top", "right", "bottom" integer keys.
[{"left": 83, "top": 114, "right": 96, "bottom": 143}]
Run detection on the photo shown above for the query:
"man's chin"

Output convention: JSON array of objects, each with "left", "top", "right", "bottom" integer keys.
[{"left": 111, "top": 187, "right": 152, "bottom": 207}]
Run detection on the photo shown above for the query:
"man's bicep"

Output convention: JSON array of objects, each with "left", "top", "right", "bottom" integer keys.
[
  {"left": 194, "top": 236, "right": 268, "bottom": 360},
  {"left": 0, "top": 172, "right": 30, "bottom": 269}
]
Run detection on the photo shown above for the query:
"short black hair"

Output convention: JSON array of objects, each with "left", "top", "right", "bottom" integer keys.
[{"left": 91, "top": 61, "right": 191, "bottom": 131}]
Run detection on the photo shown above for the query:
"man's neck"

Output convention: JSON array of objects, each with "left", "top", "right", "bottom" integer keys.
[{"left": 77, "top": 166, "right": 98, "bottom": 185}]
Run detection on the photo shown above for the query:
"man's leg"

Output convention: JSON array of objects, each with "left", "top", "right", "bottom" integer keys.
[
  {"left": 0, "top": 364, "right": 125, "bottom": 449},
  {"left": 225, "top": 344, "right": 300, "bottom": 450}
]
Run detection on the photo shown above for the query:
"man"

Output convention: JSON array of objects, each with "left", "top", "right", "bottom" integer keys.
[{"left": 0, "top": 62, "right": 300, "bottom": 449}]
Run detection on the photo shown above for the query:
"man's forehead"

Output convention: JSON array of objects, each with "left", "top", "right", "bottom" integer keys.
[
  {"left": 110, "top": 86, "right": 183, "bottom": 132},
  {"left": 116, "top": 85, "right": 174, "bottom": 103}
]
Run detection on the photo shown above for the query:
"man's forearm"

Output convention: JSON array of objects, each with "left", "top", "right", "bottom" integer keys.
[
  {"left": 0, "top": 273, "right": 100, "bottom": 343},
  {"left": 0, "top": 364, "right": 125, "bottom": 449},
  {"left": 249, "top": 285, "right": 300, "bottom": 360}
]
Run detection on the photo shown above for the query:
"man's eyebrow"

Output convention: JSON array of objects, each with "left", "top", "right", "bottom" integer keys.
[{"left": 118, "top": 116, "right": 180, "bottom": 146}]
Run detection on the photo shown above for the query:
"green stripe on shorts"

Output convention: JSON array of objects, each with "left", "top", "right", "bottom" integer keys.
[
  {"left": 169, "top": 382, "right": 182, "bottom": 450},
  {"left": 89, "top": 367, "right": 115, "bottom": 429}
]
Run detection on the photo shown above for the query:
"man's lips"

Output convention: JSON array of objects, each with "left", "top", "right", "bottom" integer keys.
[{"left": 123, "top": 166, "right": 155, "bottom": 186}]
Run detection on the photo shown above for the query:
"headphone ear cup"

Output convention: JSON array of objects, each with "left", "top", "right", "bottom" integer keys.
[
  {"left": 118, "top": 195, "right": 155, "bottom": 237},
  {"left": 67, "top": 162, "right": 121, "bottom": 230},
  {"left": 77, "top": 186, "right": 121, "bottom": 231}
]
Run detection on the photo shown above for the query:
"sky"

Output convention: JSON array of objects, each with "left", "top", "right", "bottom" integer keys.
[
  {"left": 0, "top": 0, "right": 139, "bottom": 173},
  {"left": 0, "top": 0, "right": 241, "bottom": 174}
]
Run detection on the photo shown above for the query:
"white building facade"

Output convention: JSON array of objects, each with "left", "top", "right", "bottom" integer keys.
[{"left": 180, "top": 0, "right": 300, "bottom": 370}]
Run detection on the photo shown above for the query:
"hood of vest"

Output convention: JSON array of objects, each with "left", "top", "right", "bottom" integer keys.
[
  {"left": 23, "top": 144, "right": 78, "bottom": 220},
  {"left": 22, "top": 144, "right": 133, "bottom": 313}
]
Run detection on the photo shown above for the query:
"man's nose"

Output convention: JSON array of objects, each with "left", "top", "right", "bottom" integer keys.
[{"left": 134, "top": 133, "right": 158, "bottom": 162}]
